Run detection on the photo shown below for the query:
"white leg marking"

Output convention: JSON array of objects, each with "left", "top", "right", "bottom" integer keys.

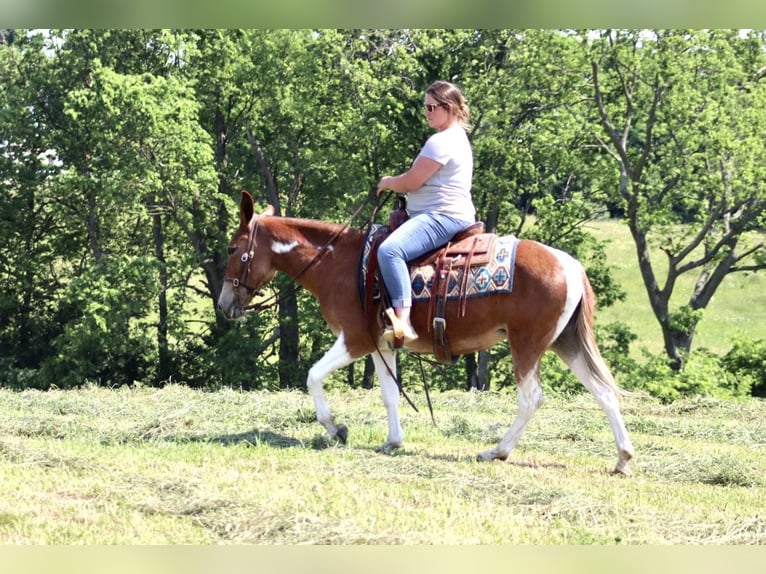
[
  {"left": 567, "top": 354, "right": 634, "bottom": 473},
  {"left": 477, "top": 372, "right": 543, "bottom": 462},
  {"left": 371, "top": 348, "right": 404, "bottom": 449},
  {"left": 306, "top": 332, "right": 354, "bottom": 440}
]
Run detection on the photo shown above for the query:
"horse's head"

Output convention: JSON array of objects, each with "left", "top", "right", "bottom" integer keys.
[{"left": 217, "top": 191, "right": 277, "bottom": 320}]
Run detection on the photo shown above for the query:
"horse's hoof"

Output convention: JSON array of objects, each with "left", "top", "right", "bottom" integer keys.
[
  {"left": 612, "top": 463, "right": 632, "bottom": 476},
  {"left": 335, "top": 424, "right": 348, "bottom": 445},
  {"left": 476, "top": 450, "right": 507, "bottom": 462},
  {"left": 377, "top": 442, "right": 402, "bottom": 455}
]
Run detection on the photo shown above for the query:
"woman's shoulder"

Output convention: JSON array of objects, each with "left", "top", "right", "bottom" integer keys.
[
  {"left": 425, "top": 125, "right": 467, "bottom": 146},
  {"left": 435, "top": 124, "right": 467, "bottom": 137}
]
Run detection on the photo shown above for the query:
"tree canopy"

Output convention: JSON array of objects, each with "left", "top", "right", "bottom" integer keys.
[{"left": 1, "top": 29, "right": 764, "bottom": 396}]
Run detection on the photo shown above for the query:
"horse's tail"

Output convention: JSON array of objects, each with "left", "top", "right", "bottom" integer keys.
[{"left": 575, "top": 271, "right": 635, "bottom": 400}]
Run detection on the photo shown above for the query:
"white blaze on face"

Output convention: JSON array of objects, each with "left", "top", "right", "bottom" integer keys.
[{"left": 217, "top": 282, "right": 238, "bottom": 318}]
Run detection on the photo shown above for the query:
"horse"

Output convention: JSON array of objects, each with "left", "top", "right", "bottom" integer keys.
[{"left": 217, "top": 191, "right": 635, "bottom": 474}]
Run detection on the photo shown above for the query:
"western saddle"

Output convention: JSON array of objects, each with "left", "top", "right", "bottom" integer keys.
[{"left": 364, "top": 198, "right": 496, "bottom": 363}]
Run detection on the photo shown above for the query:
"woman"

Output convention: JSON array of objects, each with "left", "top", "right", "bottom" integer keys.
[{"left": 377, "top": 80, "right": 476, "bottom": 344}]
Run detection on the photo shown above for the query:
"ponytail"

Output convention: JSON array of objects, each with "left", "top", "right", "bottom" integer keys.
[{"left": 426, "top": 80, "right": 470, "bottom": 129}]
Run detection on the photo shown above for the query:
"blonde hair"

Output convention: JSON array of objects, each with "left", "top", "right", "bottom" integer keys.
[{"left": 426, "top": 80, "right": 470, "bottom": 128}]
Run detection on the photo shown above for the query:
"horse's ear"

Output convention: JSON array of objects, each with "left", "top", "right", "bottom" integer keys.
[
  {"left": 240, "top": 191, "right": 255, "bottom": 227},
  {"left": 262, "top": 205, "right": 275, "bottom": 216}
]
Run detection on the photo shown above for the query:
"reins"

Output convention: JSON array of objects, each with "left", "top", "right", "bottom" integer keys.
[
  {"left": 243, "top": 192, "right": 384, "bottom": 314},
  {"left": 237, "top": 190, "right": 435, "bottom": 424}
]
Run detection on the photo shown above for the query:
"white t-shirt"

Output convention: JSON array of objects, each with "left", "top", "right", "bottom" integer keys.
[{"left": 406, "top": 125, "right": 475, "bottom": 222}]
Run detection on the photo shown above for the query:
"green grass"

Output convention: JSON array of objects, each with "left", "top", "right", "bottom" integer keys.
[
  {"left": 2, "top": 220, "right": 763, "bottom": 545},
  {"left": 1, "top": 384, "right": 764, "bottom": 544},
  {"left": 587, "top": 219, "right": 766, "bottom": 356}
]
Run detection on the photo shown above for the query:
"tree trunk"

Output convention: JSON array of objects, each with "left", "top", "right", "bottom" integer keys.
[
  {"left": 86, "top": 187, "right": 103, "bottom": 263},
  {"left": 152, "top": 207, "right": 172, "bottom": 384},
  {"left": 278, "top": 287, "right": 301, "bottom": 389},
  {"left": 478, "top": 349, "right": 491, "bottom": 390},
  {"left": 465, "top": 353, "right": 477, "bottom": 390},
  {"left": 361, "top": 355, "right": 375, "bottom": 389},
  {"left": 346, "top": 355, "right": 376, "bottom": 389},
  {"left": 465, "top": 351, "right": 491, "bottom": 391}
]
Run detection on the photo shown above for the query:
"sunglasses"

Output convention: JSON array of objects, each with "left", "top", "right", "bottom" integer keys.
[{"left": 423, "top": 103, "right": 444, "bottom": 113}]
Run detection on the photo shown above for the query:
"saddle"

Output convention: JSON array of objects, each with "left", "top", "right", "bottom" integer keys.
[{"left": 363, "top": 202, "right": 496, "bottom": 363}]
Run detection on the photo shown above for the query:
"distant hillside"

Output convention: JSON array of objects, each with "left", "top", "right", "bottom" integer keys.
[{"left": 587, "top": 219, "right": 766, "bottom": 357}]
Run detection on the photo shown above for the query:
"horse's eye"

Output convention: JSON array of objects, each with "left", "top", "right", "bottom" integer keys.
[{"left": 227, "top": 245, "right": 237, "bottom": 256}]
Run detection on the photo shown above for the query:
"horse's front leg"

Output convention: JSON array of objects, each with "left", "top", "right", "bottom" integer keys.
[
  {"left": 371, "top": 347, "right": 404, "bottom": 452},
  {"left": 306, "top": 333, "right": 355, "bottom": 444}
]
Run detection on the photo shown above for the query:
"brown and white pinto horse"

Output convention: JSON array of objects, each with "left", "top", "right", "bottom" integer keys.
[{"left": 217, "top": 191, "right": 635, "bottom": 474}]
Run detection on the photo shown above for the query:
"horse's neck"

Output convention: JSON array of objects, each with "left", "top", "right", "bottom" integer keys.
[{"left": 267, "top": 217, "right": 360, "bottom": 290}]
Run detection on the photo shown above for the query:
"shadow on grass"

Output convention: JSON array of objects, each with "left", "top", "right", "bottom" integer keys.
[
  {"left": 168, "top": 428, "right": 304, "bottom": 449},
  {"left": 212, "top": 429, "right": 303, "bottom": 448},
  {"left": 161, "top": 428, "right": 568, "bottom": 469},
  {"left": 172, "top": 428, "right": 354, "bottom": 451}
]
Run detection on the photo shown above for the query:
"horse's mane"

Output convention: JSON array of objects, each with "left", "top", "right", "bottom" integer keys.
[{"left": 268, "top": 216, "right": 366, "bottom": 248}]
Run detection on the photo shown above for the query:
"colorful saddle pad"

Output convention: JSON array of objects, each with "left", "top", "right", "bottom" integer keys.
[
  {"left": 359, "top": 224, "right": 519, "bottom": 304},
  {"left": 410, "top": 234, "right": 519, "bottom": 301}
]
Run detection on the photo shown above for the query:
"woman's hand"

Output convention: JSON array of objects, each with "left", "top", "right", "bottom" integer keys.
[{"left": 376, "top": 175, "right": 396, "bottom": 196}]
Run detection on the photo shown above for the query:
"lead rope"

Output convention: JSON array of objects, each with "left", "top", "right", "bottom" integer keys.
[
  {"left": 243, "top": 189, "right": 434, "bottom": 424},
  {"left": 246, "top": 190, "right": 382, "bottom": 313},
  {"left": 365, "top": 192, "right": 436, "bottom": 426}
]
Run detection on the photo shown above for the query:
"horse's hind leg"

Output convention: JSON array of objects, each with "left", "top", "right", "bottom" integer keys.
[
  {"left": 566, "top": 353, "right": 634, "bottom": 474},
  {"left": 306, "top": 332, "right": 355, "bottom": 444},
  {"left": 552, "top": 330, "right": 635, "bottom": 475},
  {"left": 477, "top": 360, "right": 544, "bottom": 463}
]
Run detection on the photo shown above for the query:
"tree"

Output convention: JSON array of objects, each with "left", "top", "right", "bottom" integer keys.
[
  {"left": 0, "top": 30, "right": 64, "bottom": 386},
  {"left": 0, "top": 30, "right": 220, "bottom": 388},
  {"left": 588, "top": 29, "right": 766, "bottom": 369}
]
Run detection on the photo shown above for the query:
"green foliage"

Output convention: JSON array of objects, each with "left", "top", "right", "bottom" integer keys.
[
  {"left": 668, "top": 306, "right": 705, "bottom": 337},
  {"left": 597, "top": 321, "right": 640, "bottom": 378},
  {"left": 722, "top": 336, "right": 766, "bottom": 397},
  {"left": 182, "top": 316, "right": 281, "bottom": 391},
  {"left": 0, "top": 358, "right": 37, "bottom": 390},
  {"left": 38, "top": 257, "right": 157, "bottom": 389},
  {"left": 1, "top": 29, "right": 765, "bottom": 402},
  {"left": 622, "top": 348, "right": 752, "bottom": 403}
]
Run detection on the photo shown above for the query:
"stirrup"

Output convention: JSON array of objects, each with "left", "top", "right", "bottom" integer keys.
[{"left": 384, "top": 308, "right": 418, "bottom": 345}]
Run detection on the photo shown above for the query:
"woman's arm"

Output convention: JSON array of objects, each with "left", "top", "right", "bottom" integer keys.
[{"left": 377, "top": 155, "right": 442, "bottom": 195}]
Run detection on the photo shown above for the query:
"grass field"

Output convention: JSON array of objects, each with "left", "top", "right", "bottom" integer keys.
[
  {"left": 1, "top": 219, "right": 765, "bottom": 547},
  {"left": 587, "top": 219, "right": 766, "bottom": 356},
  {"left": 1, "top": 384, "right": 764, "bottom": 544}
]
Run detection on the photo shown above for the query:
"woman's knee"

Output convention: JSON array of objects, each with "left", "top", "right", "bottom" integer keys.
[{"left": 378, "top": 238, "right": 403, "bottom": 263}]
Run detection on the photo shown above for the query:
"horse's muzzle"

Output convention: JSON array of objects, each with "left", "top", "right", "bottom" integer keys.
[{"left": 217, "top": 294, "right": 246, "bottom": 320}]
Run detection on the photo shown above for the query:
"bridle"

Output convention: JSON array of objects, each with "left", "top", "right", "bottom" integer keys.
[
  {"left": 220, "top": 191, "right": 435, "bottom": 423},
  {"left": 222, "top": 213, "right": 266, "bottom": 304},
  {"left": 223, "top": 192, "right": 385, "bottom": 314}
]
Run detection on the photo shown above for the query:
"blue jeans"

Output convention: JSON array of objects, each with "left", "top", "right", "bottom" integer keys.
[{"left": 378, "top": 212, "right": 474, "bottom": 308}]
